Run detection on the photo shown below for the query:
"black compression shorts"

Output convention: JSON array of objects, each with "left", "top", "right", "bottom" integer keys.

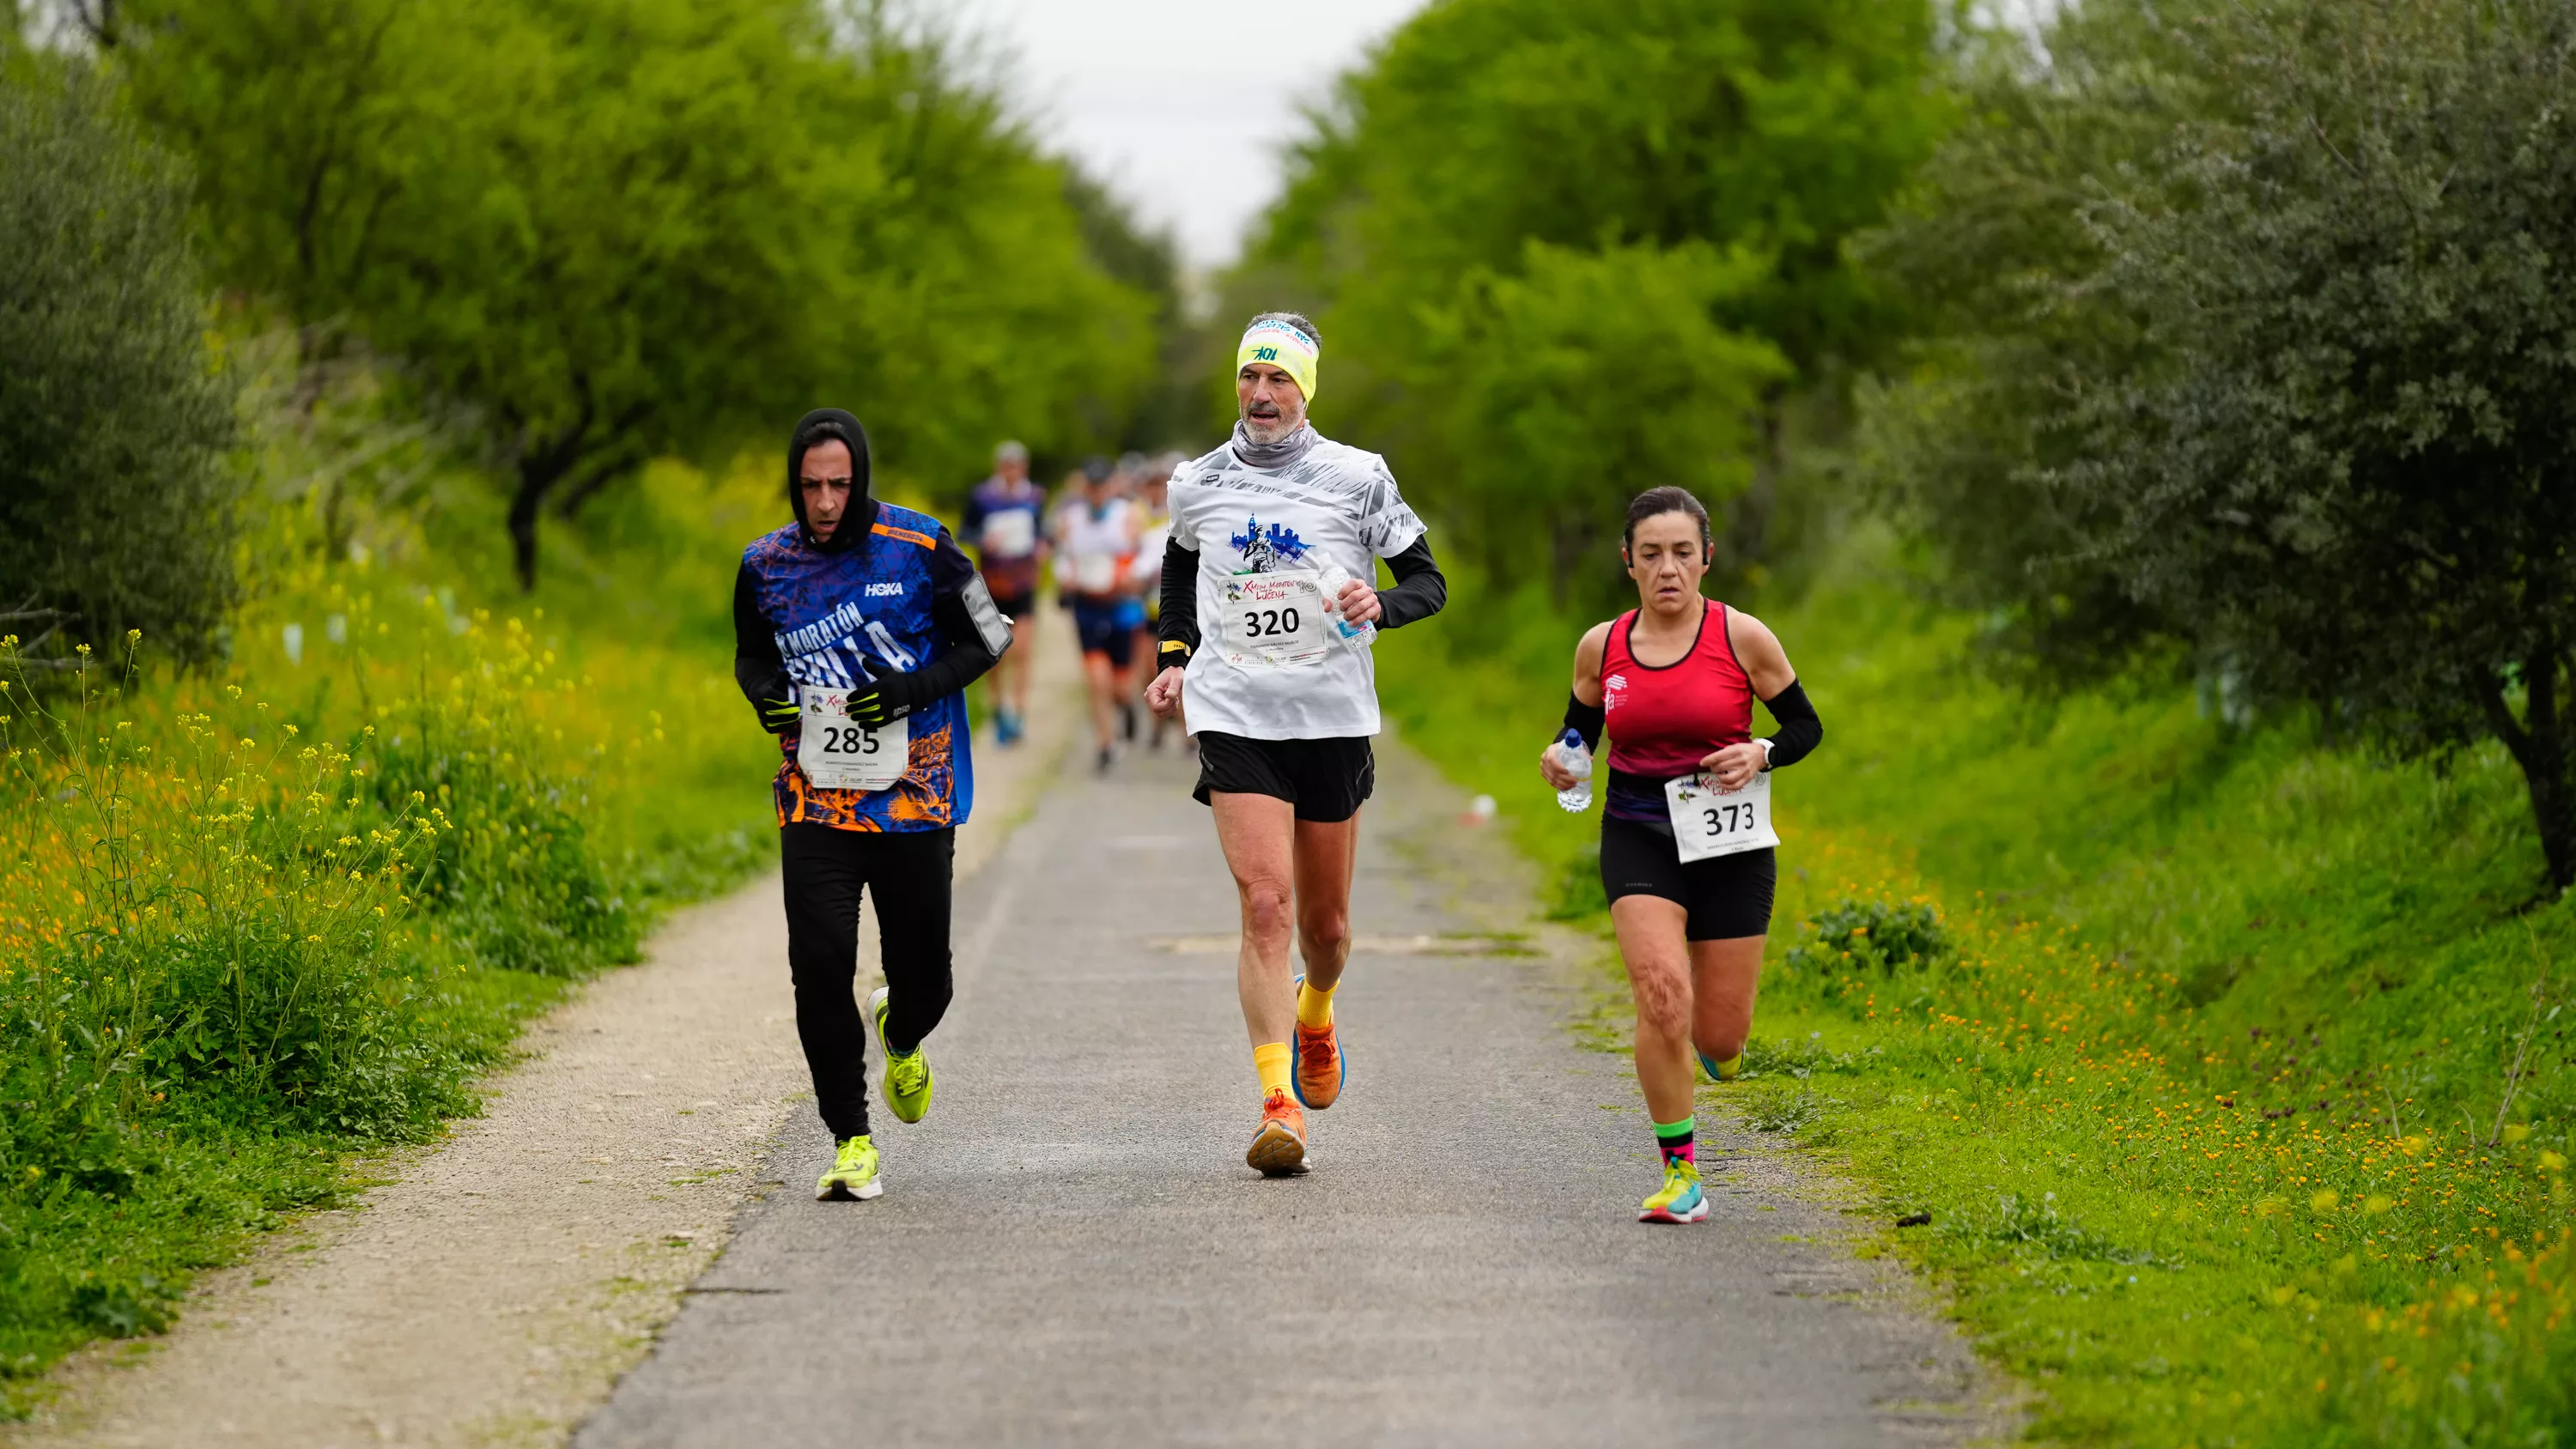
[
  {"left": 1599, "top": 815, "right": 1775, "bottom": 941},
  {"left": 1193, "top": 731, "right": 1375, "bottom": 823}
]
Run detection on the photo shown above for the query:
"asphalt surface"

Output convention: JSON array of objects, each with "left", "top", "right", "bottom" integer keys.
[{"left": 575, "top": 731, "right": 1988, "bottom": 1448}]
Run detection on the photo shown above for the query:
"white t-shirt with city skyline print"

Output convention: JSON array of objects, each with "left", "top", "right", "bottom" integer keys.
[{"left": 1170, "top": 430, "right": 1425, "bottom": 741}]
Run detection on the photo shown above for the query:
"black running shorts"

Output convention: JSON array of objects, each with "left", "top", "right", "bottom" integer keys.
[
  {"left": 1599, "top": 815, "right": 1775, "bottom": 941},
  {"left": 1071, "top": 600, "right": 1134, "bottom": 666},
  {"left": 1193, "top": 731, "right": 1375, "bottom": 823},
  {"left": 989, "top": 588, "right": 1037, "bottom": 621}
]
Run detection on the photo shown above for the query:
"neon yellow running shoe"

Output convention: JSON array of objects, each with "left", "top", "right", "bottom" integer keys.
[
  {"left": 866, "top": 985, "right": 933, "bottom": 1124},
  {"left": 1697, "top": 1049, "right": 1741, "bottom": 1083},
  {"left": 1639, "top": 1157, "right": 1708, "bottom": 1224},
  {"left": 816, "top": 1134, "right": 881, "bottom": 1201}
]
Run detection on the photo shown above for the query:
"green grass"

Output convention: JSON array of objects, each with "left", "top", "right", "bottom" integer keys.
[
  {"left": 0, "top": 430, "right": 780, "bottom": 1410},
  {"left": 1376, "top": 537, "right": 2573, "bottom": 1446}
]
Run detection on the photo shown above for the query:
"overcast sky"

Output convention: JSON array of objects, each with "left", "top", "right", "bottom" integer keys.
[{"left": 954, "top": 0, "right": 1429, "bottom": 270}]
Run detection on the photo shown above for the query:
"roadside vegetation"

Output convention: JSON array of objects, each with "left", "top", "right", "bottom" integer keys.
[
  {"left": 0, "top": 1, "right": 1166, "bottom": 1411},
  {"left": 1309, "top": 0, "right": 2575, "bottom": 1442}
]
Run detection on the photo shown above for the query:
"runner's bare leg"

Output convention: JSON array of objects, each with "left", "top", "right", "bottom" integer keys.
[
  {"left": 1689, "top": 937, "right": 1764, "bottom": 1064},
  {"left": 1212, "top": 791, "right": 1298, "bottom": 1047},
  {"left": 1291, "top": 812, "right": 1360, "bottom": 996}
]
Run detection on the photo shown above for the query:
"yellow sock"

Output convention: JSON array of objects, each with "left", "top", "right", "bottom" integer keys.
[
  {"left": 1254, "top": 1041, "right": 1292, "bottom": 1099},
  {"left": 1295, "top": 979, "right": 1335, "bottom": 1029}
]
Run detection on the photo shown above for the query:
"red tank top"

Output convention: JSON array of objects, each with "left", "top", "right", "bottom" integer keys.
[{"left": 1601, "top": 600, "right": 1753, "bottom": 779}]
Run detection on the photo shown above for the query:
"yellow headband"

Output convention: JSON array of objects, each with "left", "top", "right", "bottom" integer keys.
[{"left": 1236, "top": 319, "right": 1319, "bottom": 404}]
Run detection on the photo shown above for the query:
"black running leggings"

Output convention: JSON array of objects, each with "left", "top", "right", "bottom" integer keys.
[{"left": 780, "top": 823, "right": 957, "bottom": 1141}]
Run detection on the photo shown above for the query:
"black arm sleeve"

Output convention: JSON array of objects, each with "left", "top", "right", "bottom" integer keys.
[
  {"left": 1561, "top": 692, "right": 1605, "bottom": 750},
  {"left": 1759, "top": 677, "right": 1822, "bottom": 770},
  {"left": 732, "top": 561, "right": 795, "bottom": 733},
  {"left": 1376, "top": 534, "right": 1447, "bottom": 630},
  {"left": 1156, "top": 537, "right": 1200, "bottom": 668},
  {"left": 881, "top": 530, "right": 1005, "bottom": 705}
]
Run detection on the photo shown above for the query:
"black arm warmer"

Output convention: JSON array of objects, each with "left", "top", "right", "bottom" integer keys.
[
  {"left": 1759, "top": 677, "right": 1822, "bottom": 770},
  {"left": 1376, "top": 535, "right": 1447, "bottom": 630},
  {"left": 1561, "top": 691, "right": 1604, "bottom": 750},
  {"left": 1156, "top": 537, "right": 1200, "bottom": 670},
  {"left": 732, "top": 561, "right": 796, "bottom": 733},
  {"left": 873, "top": 589, "right": 1003, "bottom": 708}
]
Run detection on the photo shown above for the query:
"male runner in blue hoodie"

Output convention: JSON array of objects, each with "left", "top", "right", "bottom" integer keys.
[{"left": 733, "top": 409, "right": 1013, "bottom": 1201}]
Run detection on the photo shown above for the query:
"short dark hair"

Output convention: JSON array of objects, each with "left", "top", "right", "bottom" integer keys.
[
  {"left": 1247, "top": 310, "right": 1320, "bottom": 349},
  {"left": 1623, "top": 486, "right": 1712, "bottom": 553}
]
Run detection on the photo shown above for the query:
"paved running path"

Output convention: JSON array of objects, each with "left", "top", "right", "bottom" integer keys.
[{"left": 576, "top": 735, "right": 1989, "bottom": 1447}]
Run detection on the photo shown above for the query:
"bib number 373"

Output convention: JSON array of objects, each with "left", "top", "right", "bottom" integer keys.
[
  {"left": 1664, "top": 771, "right": 1779, "bottom": 864},
  {"left": 797, "top": 688, "right": 908, "bottom": 791}
]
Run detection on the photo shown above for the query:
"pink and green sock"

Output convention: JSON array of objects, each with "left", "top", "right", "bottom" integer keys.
[{"left": 1653, "top": 1114, "right": 1696, "bottom": 1167}]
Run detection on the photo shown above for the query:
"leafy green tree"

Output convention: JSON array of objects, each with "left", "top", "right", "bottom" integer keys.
[
  {"left": 0, "top": 62, "right": 240, "bottom": 667},
  {"left": 1426, "top": 240, "right": 1787, "bottom": 603},
  {"left": 1242, "top": 0, "right": 1949, "bottom": 597},
  {"left": 1879, "top": 0, "right": 2576, "bottom": 890},
  {"left": 1857, "top": 0, "right": 2218, "bottom": 679},
  {"left": 115, "top": 0, "right": 1161, "bottom": 584}
]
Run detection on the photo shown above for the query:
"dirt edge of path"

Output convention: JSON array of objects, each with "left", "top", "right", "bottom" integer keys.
[{"left": 5, "top": 609, "right": 1084, "bottom": 1449}]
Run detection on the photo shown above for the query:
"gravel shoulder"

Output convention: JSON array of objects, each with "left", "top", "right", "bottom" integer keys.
[{"left": 3, "top": 609, "right": 1084, "bottom": 1449}]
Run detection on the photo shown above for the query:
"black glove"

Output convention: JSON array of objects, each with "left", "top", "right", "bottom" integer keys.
[
  {"left": 846, "top": 658, "right": 921, "bottom": 729},
  {"left": 758, "top": 694, "right": 801, "bottom": 733}
]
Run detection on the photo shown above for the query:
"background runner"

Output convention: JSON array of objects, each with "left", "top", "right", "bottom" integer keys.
[{"left": 961, "top": 440, "right": 1047, "bottom": 745}]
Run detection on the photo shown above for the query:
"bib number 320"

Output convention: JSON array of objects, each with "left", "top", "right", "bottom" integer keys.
[
  {"left": 1217, "top": 570, "right": 1330, "bottom": 670},
  {"left": 1664, "top": 771, "right": 1779, "bottom": 864},
  {"left": 797, "top": 688, "right": 908, "bottom": 791}
]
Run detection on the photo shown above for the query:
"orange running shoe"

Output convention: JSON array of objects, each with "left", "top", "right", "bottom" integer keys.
[
  {"left": 1293, "top": 1017, "right": 1344, "bottom": 1110},
  {"left": 1245, "top": 1088, "right": 1310, "bottom": 1176}
]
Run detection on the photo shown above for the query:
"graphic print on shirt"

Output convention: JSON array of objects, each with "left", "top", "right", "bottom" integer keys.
[
  {"left": 1168, "top": 433, "right": 1426, "bottom": 741},
  {"left": 740, "top": 500, "right": 978, "bottom": 833},
  {"left": 1228, "top": 516, "right": 1310, "bottom": 573},
  {"left": 775, "top": 599, "right": 902, "bottom": 691}
]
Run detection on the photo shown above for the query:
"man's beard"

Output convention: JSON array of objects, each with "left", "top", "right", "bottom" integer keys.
[{"left": 1240, "top": 405, "right": 1299, "bottom": 446}]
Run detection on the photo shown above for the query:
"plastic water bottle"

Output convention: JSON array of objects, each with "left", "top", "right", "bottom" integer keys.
[
  {"left": 1552, "top": 729, "right": 1593, "bottom": 813},
  {"left": 1316, "top": 564, "right": 1377, "bottom": 649}
]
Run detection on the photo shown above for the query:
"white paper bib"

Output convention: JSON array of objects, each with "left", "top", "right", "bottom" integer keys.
[
  {"left": 1216, "top": 570, "right": 1331, "bottom": 670},
  {"left": 1664, "top": 771, "right": 1779, "bottom": 863},
  {"left": 797, "top": 688, "right": 908, "bottom": 791},
  {"left": 981, "top": 509, "right": 1036, "bottom": 557}
]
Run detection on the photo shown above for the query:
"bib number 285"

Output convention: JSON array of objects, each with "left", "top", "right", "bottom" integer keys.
[
  {"left": 815, "top": 724, "right": 886, "bottom": 756},
  {"left": 797, "top": 689, "right": 908, "bottom": 791}
]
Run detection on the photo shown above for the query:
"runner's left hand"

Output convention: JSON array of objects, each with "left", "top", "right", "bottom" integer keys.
[
  {"left": 1332, "top": 579, "right": 1382, "bottom": 625},
  {"left": 1699, "top": 742, "right": 1766, "bottom": 791},
  {"left": 849, "top": 660, "right": 919, "bottom": 728}
]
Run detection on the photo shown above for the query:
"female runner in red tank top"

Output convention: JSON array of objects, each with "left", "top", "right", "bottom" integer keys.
[{"left": 1537, "top": 487, "right": 1823, "bottom": 1223}]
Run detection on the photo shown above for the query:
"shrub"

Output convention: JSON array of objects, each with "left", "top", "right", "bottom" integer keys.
[
  {"left": 1784, "top": 894, "right": 1947, "bottom": 973},
  {"left": 0, "top": 64, "right": 240, "bottom": 668}
]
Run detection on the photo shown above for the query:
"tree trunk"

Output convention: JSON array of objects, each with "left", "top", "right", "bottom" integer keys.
[
  {"left": 1726, "top": 384, "right": 1788, "bottom": 579},
  {"left": 507, "top": 402, "right": 597, "bottom": 591},
  {"left": 2474, "top": 649, "right": 2576, "bottom": 893}
]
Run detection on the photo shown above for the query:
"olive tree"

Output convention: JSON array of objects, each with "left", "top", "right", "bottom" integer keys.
[
  {"left": 0, "top": 64, "right": 240, "bottom": 667},
  {"left": 1997, "top": 0, "right": 2576, "bottom": 888}
]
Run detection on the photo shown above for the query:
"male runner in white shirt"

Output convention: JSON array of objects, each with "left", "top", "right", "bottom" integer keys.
[{"left": 1145, "top": 312, "right": 1448, "bottom": 1175}]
